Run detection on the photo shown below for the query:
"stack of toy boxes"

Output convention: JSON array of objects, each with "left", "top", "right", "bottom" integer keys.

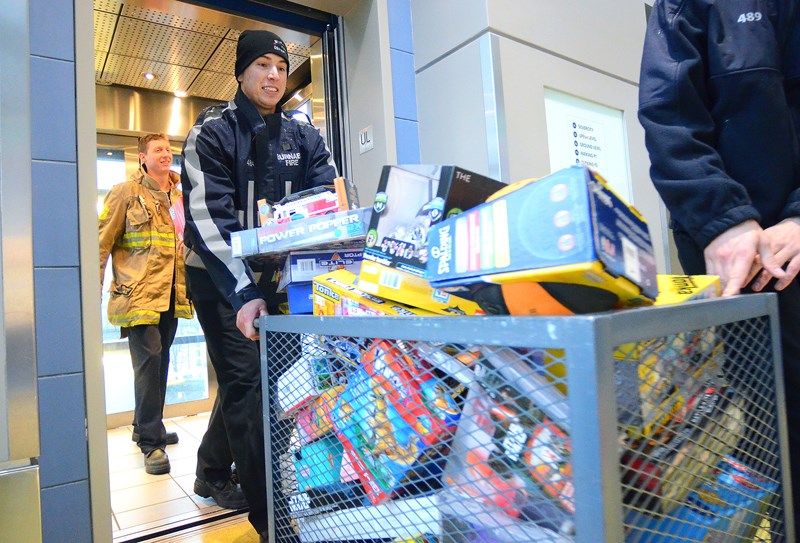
[
  {"left": 425, "top": 165, "right": 659, "bottom": 313},
  {"left": 279, "top": 338, "right": 370, "bottom": 517},
  {"left": 277, "top": 250, "right": 364, "bottom": 314},
  {"left": 358, "top": 165, "right": 506, "bottom": 315}
]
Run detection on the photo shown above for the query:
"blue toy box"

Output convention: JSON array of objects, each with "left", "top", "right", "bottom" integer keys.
[
  {"left": 425, "top": 166, "right": 658, "bottom": 308},
  {"left": 626, "top": 455, "right": 778, "bottom": 541}
]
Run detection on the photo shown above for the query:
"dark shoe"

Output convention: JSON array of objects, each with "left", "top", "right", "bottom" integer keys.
[
  {"left": 193, "top": 477, "right": 248, "bottom": 509},
  {"left": 132, "top": 431, "right": 179, "bottom": 445},
  {"left": 144, "top": 448, "right": 170, "bottom": 475}
]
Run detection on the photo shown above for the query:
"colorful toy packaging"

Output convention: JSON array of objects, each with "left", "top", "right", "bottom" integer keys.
[
  {"left": 277, "top": 250, "right": 364, "bottom": 314},
  {"left": 230, "top": 206, "right": 371, "bottom": 260},
  {"left": 654, "top": 274, "right": 720, "bottom": 305},
  {"left": 620, "top": 385, "right": 746, "bottom": 514},
  {"left": 312, "top": 269, "right": 436, "bottom": 316},
  {"left": 294, "top": 433, "right": 346, "bottom": 491},
  {"left": 440, "top": 356, "right": 576, "bottom": 539},
  {"left": 626, "top": 455, "right": 778, "bottom": 541},
  {"left": 358, "top": 164, "right": 503, "bottom": 315},
  {"left": 363, "top": 165, "right": 505, "bottom": 278},
  {"left": 425, "top": 165, "right": 658, "bottom": 311},
  {"left": 294, "top": 385, "right": 345, "bottom": 446},
  {"left": 331, "top": 340, "right": 460, "bottom": 505}
]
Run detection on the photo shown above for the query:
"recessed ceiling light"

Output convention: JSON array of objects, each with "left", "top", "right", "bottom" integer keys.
[
  {"left": 174, "top": 90, "right": 188, "bottom": 98},
  {"left": 143, "top": 72, "right": 156, "bottom": 81}
]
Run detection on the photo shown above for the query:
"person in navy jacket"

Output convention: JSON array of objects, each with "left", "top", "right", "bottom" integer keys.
[
  {"left": 640, "top": 0, "right": 800, "bottom": 533},
  {"left": 181, "top": 29, "right": 337, "bottom": 541}
]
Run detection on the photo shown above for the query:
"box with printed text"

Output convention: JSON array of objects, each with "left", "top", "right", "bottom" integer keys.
[
  {"left": 312, "top": 269, "right": 435, "bottom": 317},
  {"left": 425, "top": 165, "right": 658, "bottom": 308},
  {"left": 230, "top": 207, "right": 370, "bottom": 261}
]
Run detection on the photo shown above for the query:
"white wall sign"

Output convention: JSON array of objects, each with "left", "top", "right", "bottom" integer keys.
[
  {"left": 358, "top": 125, "right": 374, "bottom": 154},
  {"left": 544, "top": 88, "right": 632, "bottom": 202}
]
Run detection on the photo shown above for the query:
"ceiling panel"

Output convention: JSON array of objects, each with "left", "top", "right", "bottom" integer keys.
[
  {"left": 189, "top": 71, "right": 238, "bottom": 102},
  {"left": 203, "top": 38, "right": 237, "bottom": 74},
  {"left": 95, "top": 51, "right": 106, "bottom": 77},
  {"left": 103, "top": 54, "right": 200, "bottom": 93},
  {"left": 94, "top": 10, "right": 117, "bottom": 51},
  {"left": 92, "top": 0, "right": 315, "bottom": 102},
  {"left": 94, "top": 0, "right": 121, "bottom": 14},
  {"left": 110, "top": 16, "right": 220, "bottom": 69},
  {"left": 121, "top": 4, "right": 229, "bottom": 38}
]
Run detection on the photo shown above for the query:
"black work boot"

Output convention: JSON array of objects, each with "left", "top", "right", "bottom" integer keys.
[
  {"left": 193, "top": 477, "right": 248, "bottom": 509},
  {"left": 144, "top": 448, "right": 170, "bottom": 475}
]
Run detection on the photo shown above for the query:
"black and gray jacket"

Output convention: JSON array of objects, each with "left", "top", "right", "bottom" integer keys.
[
  {"left": 182, "top": 88, "right": 338, "bottom": 311},
  {"left": 639, "top": 0, "right": 800, "bottom": 250}
]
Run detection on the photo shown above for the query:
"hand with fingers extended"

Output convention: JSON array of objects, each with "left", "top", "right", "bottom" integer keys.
[
  {"left": 236, "top": 298, "right": 268, "bottom": 341},
  {"left": 703, "top": 220, "right": 786, "bottom": 297}
]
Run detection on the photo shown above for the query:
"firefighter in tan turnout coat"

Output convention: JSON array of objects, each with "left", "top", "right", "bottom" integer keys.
[{"left": 99, "top": 133, "right": 192, "bottom": 474}]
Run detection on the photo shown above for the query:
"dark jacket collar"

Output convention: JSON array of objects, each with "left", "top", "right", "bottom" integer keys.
[{"left": 233, "top": 87, "right": 284, "bottom": 136}]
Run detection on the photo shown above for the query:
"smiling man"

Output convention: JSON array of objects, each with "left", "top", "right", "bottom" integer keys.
[
  {"left": 181, "top": 30, "right": 338, "bottom": 541},
  {"left": 99, "top": 133, "right": 193, "bottom": 475}
]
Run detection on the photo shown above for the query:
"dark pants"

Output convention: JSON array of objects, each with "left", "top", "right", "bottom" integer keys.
[
  {"left": 125, "top": 299, "right": 177, "bottom": 454},
  {"left": 675, "top": 228, "right": 800, "bottom": 536},
  {"left": 186, "top": 265, "right": 267, "bottom": 534}
]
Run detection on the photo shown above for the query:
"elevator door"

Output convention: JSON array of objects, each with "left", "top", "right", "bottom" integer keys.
[{"left": 93, "top": 0, "right": 343, "bottom": 539}]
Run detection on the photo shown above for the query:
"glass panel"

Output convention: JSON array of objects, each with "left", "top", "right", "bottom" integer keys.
[{"left": 97, "top": 143, "right": 209, "bottom": 415}]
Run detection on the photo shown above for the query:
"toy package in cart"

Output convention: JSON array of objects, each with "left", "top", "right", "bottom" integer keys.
[
  {"left": 438, "top": 348, "right": 577, "bottom": 541},
  {"left": 330, "top": 340, "right": 460, "bottom": 505},
  {"left": 425, "top": 165, "right": 658, "bottom": 313},
  {"left": 625, "top": 455, "right": 778, "bottom": 541},
  {"left": 358, "top": 164, "right": 504, "bottom": 314}
]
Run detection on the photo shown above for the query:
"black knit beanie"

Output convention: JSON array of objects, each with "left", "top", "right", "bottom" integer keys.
[{"left": 235, "top": 30, "right": 290, "bottom": 77}]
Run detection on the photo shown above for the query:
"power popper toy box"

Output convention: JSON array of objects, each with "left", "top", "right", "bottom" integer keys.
[
  {"left": 425, "top": 165, "right": 658, "bottom": 309},
  {"left": 230, "top": 207, "right": 371, "bottom": 261}
]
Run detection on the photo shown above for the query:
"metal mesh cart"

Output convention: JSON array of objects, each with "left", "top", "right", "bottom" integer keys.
[{"left": 259, "top": 294, "right": 793, "bottom": 543}]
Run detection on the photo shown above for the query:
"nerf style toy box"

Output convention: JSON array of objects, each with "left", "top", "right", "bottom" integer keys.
[
  {"left": 312, "top": 269, "right": 436, "bottom": 317},
  {"left": 277, "top": 250, "right": 364, "bottom": 314},
  {"left": 230, "top": 206, "right": 371, "bottom": 261},
  {"left": 278, "top": 250, "right": 364, "bottom": 291},
  {"left": 425, "top": 165, "right": 658, "bottom": 309}
]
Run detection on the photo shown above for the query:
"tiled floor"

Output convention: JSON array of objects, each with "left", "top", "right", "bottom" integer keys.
[{"left": 107, "top": 412, "right": 254, "bottom": 542}]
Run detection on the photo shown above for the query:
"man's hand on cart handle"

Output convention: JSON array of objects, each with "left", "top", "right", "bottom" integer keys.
[{"left": 237, "top": 298, "right": 268, "bottom": 341}]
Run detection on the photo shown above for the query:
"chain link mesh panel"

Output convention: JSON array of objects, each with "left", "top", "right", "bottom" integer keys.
[
  {"left": 262, "top": 308, "right": 787, "bottom": 543},
  {"left": 619, "top": 317, "right": 785, "bottom": 542}
]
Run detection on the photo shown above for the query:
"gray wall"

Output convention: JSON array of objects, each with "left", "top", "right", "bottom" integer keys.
[{"left": 411, "top": 0, "right": 671, "bottom": 273}]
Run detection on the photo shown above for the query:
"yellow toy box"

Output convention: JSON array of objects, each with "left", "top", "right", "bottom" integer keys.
[
  {"left": 312, "top": 269, "right": 435, "bottom": 317},
  {"left": 357, "top": 262, "right": 485, "bottom": 315}
]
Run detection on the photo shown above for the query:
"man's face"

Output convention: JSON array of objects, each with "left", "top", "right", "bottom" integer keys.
[
  {"left": 237, "top": 53, "right": 288, "bottom": 115},
  {"left": 140, "top": 138, "right": 173, "bottom": 176}
]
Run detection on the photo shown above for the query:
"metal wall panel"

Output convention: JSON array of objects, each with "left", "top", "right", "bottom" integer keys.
[
  {"left": 0, "top": 467, "right": 42, "bottom": 542},
  {"left": 0, "top": 0, "right": 38, "bottom": 464}
]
